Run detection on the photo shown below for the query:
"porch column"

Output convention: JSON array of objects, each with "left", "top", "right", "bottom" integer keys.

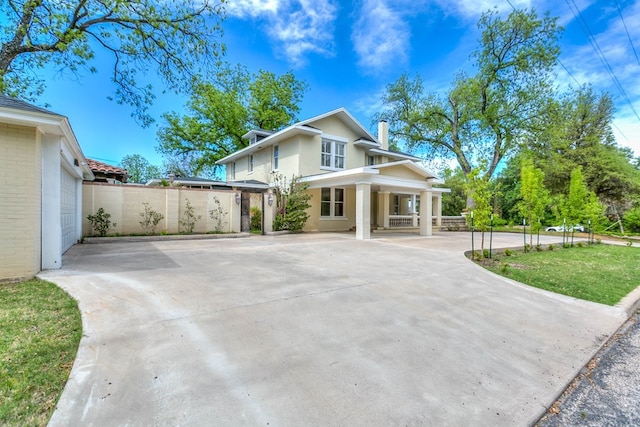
[
  {"left": 411, "top": 194, "right": 418, "bottom": 227},
  {"left": 356, "top": 182, "right": 371, "bottom": 240},
  {"left": 435, "top": 194, "right": 443, "bottom": 226},
  {"left": 420, "top": 190, "right": 433, "bottom": 236},
  {"left": 378, "top": 191, "right": 390, "bottom": 229}
]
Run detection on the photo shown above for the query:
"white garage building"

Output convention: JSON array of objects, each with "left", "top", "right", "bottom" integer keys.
[{"left": 0, "top": 95, "right": 93, "bottom": 281}]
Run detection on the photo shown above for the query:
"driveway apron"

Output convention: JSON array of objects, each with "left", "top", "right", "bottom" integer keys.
[{"left": 40, "top": 232, "right": 626, "bottom": 426}]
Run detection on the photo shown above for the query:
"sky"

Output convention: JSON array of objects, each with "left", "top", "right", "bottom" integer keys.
[{"left": 35, "top": 0, "right": 640, "bottom": 171}]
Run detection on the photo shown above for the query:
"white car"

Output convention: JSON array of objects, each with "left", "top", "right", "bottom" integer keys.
[{"left": 545, "top": 225, "right": 585, "bottom": 232}]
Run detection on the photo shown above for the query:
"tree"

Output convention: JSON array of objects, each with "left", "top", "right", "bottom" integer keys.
[
  {"left": 0, "top": 0, "right": 225, "bottom": 125},
  {"left": 516, "top": 157, "right": 549, "bottom": 245},
  {"left": 272, "top": 174, "right": 311, "bottom": 232},
  {"left": 528, "top": 87, "right": 640, "bottom": 216},
  {"left": 465, "top": 168, "right": 493, "bottom": 254},
  {"left": 440, "top": 167, "right": 467, "bottom": 216},
  {"left": 157, "top": 64, "right": 307, "bottom": 175},
  {"left": 558, "top": 168, "right": 604, "bottom": 230},
  {"left": 379, "top": 9, "right": 560, "bottom": 188},
  {"left": 120, "top": 154, "right": 161, "bottom": 183}
]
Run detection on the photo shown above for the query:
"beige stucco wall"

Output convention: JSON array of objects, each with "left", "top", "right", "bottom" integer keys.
[
  {"left": 0, "top": 123, "right": 42, "bottom": 281},
  {"left": 304, "top": 187, "right": 356, "bottom": 232},
  {"left": 83, "top": 183, "right": 243, "bottom": 236}
]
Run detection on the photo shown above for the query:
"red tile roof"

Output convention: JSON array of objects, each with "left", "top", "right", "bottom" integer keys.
[{"left": 86, "top": 158, "right": 128, "bottom": 182}]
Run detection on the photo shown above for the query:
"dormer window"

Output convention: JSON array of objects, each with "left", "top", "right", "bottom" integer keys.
[{"left": 250, "top": 136, "right": 257, "bottom": 145}]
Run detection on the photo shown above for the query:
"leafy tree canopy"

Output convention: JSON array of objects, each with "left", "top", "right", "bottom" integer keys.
[
  {"left": 120, "top": 154, "right": 161, "bottom": 183},
  {"left": 156, "top": 64, "right": 307, "bottom": 176},
  {"left": 379, "top": 9, "right": 561, "bottom": 183},
  {"left": 0, "top": 0, "right": 225, "bottom": 125}
]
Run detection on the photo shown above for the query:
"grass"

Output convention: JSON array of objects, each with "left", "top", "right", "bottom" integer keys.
[
  {"left": 478, "top": 244, "right": 640, "bottom": 306},
  {"left": 0, "top": 279, "right": 81, "bottom": 426}
]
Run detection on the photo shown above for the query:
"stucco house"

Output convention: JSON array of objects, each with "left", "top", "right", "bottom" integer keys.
[
  {"left": 216, "top": 108, "right": 448, "bottom": 239},
  {"left": 0, "top": 95, "right": 93, "bottom": 281}
]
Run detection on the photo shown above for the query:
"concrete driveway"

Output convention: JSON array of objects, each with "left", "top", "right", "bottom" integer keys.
[{"left": 40, "top": 232, "right": 627, "bottom": 426}]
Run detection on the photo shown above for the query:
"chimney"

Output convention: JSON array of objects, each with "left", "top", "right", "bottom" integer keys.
[{"left": 378, "top": 120, "right": 389, "bottom": 150}]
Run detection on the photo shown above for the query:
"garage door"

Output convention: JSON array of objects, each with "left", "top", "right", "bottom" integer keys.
[{"left": 60, "top": 168, "right": 77, "bottom": 253}]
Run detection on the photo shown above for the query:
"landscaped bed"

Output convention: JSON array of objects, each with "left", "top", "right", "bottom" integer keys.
[
  {"left": 0, "top": 279, "right": 81, "bottom": 426},
  {"left": 476, "top": 243, "right": 640, "bottom": 306}
]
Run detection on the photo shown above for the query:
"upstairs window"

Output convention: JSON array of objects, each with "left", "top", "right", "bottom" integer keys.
[
  {"left": 231, "top": 162, "right": 236, "bottom": 180},
  {"left": 273, "top": 145, "right": 279, "bottom": 170},
  {"left": 321, "top": 139, "right": 346, "bottom": 170},
  {"left": 249, "top": 155, "right": 254, "bottom": 173}
]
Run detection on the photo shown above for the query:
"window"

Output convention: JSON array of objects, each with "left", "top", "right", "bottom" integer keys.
[
  {"left": 367, "top": 155, "right": 375, "bottom": 166},
  {"left": 248, "top": 155, "right": 253, "bottom": 173},
  {"left": 273, "top": 145, "right": 279, "bottom": 170},
  {"left": 320, "top": 139, "right": 346, "bottom": 170},
  {"left": 320, "top": 187, "right": 345, "bottom": 217},
  {"left": 231, "top": 162, "right": 236, "bottom": 181}
]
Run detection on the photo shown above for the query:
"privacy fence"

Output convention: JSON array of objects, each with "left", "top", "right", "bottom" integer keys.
[{"left": 82, "top": 182, "right": 262, "bottom": 236}]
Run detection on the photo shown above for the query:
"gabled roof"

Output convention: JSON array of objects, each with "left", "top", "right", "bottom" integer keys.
[
  {"left": 216, "top": 107, "right": 380, "bottom": 165},
  {"left": 0, "top": 94, "right": 60, "bottom": 116}
]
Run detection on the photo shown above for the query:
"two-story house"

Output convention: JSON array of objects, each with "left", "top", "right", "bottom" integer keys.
[{"left": 216, "top": 108, "right": 448, "bottom": 239}]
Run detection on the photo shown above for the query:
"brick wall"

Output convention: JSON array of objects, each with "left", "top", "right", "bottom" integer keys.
[{"left": 0, "top": 123, "right": 42, "bottom": 281}]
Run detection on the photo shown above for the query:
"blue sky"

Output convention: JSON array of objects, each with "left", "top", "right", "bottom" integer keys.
[{"left": 37, "top": 0, "right": 640, "bottom": 170}]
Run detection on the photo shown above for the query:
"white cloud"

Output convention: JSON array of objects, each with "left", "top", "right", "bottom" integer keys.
[
  {"left": 226, "top": 0, "right": 337, "bottom": 66},
  {"left": 351, "top": 0, "right": 411, "bottom": 71}
]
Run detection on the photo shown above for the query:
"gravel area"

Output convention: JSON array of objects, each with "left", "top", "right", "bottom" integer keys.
[{"left": 536, "top": 311, "right": 640, "bottom": 426}]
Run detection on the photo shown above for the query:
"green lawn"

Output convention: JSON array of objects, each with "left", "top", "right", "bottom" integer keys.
[
  {"left": 480, "top": 244, "right": 640, "bottom": 306},
  {"left": 0, "top": 279, "right": 81, "bottom": 426}
]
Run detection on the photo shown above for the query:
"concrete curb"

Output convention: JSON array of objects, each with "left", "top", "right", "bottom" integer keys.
[{"left": 82, "top": 232, "right": 252, "bottom": 244}]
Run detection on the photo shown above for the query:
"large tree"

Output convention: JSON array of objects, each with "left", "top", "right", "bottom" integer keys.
[
  {"left": 379, "top": 9, "right": 561, "bottom": 183},
  {"left": 528, "top": 87, "right": 640, "bottom": 212},
  {"left": 0, "top": 0, "right": 225, "bottom": 125},
  {"left": 120, "top": 154, "right": 161, "bottom": 183},
  {"left": 156, "top": 64, "right": 307, "bottom": 175}
]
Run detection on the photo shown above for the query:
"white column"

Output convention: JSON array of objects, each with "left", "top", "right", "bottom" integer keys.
[
  {"left": 263, "top": 190, "right": 275, "bottom": 234},
  {"left": 435, "top": 194, "right": 443, "bottom": 226},
  {"left": 420, "top": 190, "right": 433, "bottom": 236},
  {"left": 411, "top": 194, "right": 418, "bottom": 226},
  {"left": 380, "top": 191, "right": 390, "bottom": 229},
  {"left": 41, "top": 136, "right": 62, "bottom": 270},
  {"left": 356, "top": 182, "right": 371, "bottom": 240}
]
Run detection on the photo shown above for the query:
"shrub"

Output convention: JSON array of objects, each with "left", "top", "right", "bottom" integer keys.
[
  {"left": 623, "top": 206, "right": 640, "bottom": 233},
  {"left": 535, "top": 244, "right": 543, "bottom": 252},
  {"left": 208, "top": 196, "right": 228, "bottom": 233},
  {"left": 273, "top": 174, "right": 311, "bottom": 232},
  {"left": 87, "top": 208, "right": 116, "bottom": 236},
  {"left": 250, "top": 207, "right": 262, "bottom": 231},
  {"left": 504, "top": 249, "right": 513, "bottom": 256},
  {"left": 548, "top": 244, "right": 554, "bottom": 251},
  {"left": 179, "top": 198, "right": 201, "bottom": 234},
  {"left": 139, "top": 202, "right": 164, "bottom": 234},
  {"left": 492, "top": 217, "right": 508, "bottom": 227}
]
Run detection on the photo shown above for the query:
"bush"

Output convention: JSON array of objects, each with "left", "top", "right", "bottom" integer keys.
[
  {"left": 273, "top": 174, "right": 311, "bottom": 232},
  {"left": 250, "top": 207, "right": 262, "bottom": 231},
  {"left": 504, "top": 248, "right": 513, "bottom": 256},
  {"left": 208, "top": 196, "right": 228, "bottom": 233},
  {"left": 139, "top": 202, "right": 164, "bottom": 234},
  {"left": 623, "top": 206, "right": 640, "bottom": 233},
  {"left": 492, "top": 217, "right": 508, "bottom": 227},
  {"left": 179, "top": 198, "right": 201, "bottom": 234},
  {"left": 87, "top": 208, "right": 116, "bottom": 236}
]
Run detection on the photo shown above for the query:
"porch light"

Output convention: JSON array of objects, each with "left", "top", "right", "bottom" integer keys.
[
  {"left": 268, "top": 193, "right": 274, "bottom": 206},
  {"left": 235, "top": 192, "right": 241, "bottom": 204}
]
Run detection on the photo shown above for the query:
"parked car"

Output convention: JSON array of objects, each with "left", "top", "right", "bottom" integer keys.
[{"left": 545, "top": 225, "right": 585, "bottom": 232}]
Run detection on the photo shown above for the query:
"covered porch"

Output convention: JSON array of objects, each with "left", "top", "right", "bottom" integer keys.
[{"left": 302, "top": 161, "right": 448, "bottom": 240}]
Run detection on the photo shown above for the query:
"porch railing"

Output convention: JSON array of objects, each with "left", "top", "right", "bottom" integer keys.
[{"left": 389, "top": 215, "right": 416, "bottom": 228}]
